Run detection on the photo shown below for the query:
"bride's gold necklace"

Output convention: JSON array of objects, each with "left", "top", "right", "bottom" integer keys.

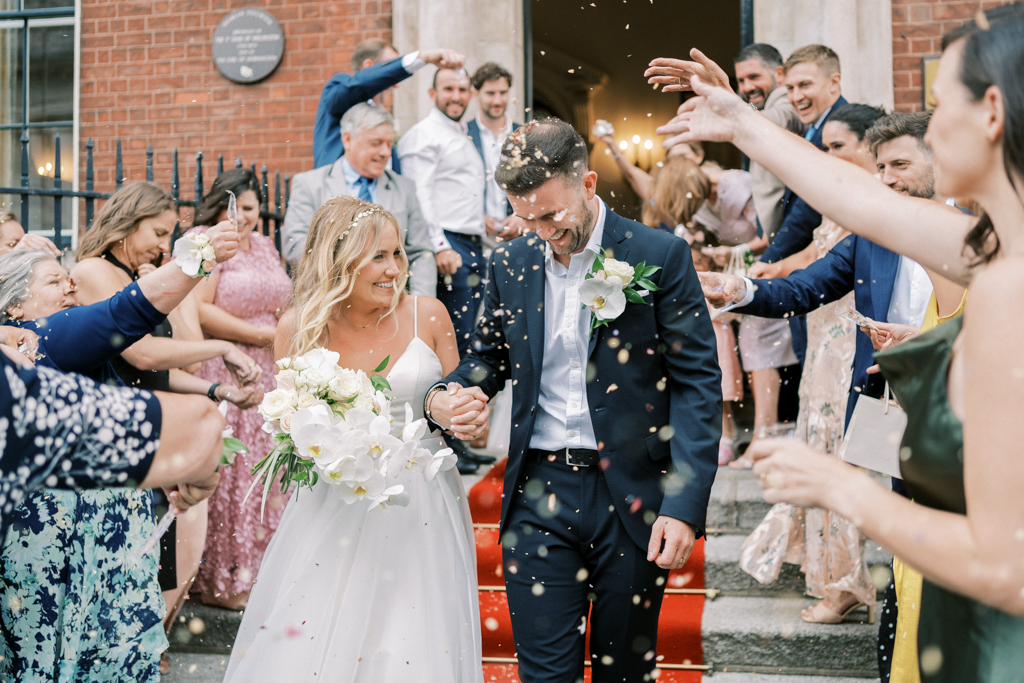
[{"left": 340, "top": 309, "right": 384, "bottom": 329}]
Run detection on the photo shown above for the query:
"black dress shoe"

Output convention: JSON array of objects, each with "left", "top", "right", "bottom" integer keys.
[
  {"left": 456, "top": 457, "right": 480, "bottom": 474},
  {"left": 469, "top": 452, "right": 497, "bottom": 465}
]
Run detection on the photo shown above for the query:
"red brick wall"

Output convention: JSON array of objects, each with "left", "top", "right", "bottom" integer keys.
[
  {"left": 892, "top": 0, "right": 1013, "bottom": 112},
  {"left": 79, "top": 0, "right": 391, "bottom": 213}
]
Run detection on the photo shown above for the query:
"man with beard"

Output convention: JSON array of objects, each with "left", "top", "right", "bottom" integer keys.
[
  {"left": 398, "top": 68, "right": 486, "bottom": 357},
  {"left": 467, "top": 62, "right": 525, "bottom": 248},
  {"left": 698, "top": 111, "right": 947, "bottom": 427},
  {"left": 426, "top": 118, "right": 721, "bottom": 683}
]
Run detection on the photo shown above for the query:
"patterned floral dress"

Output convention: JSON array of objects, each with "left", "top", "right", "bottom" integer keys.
[
  {"left": 0, "top": 368, "right": 165, "bottom": 681},
  {"left": 738, "top": 219, "right": 875, "bottom": 607},
  {"left": 194, "top": 230, "right": 292, "bottom": 598}
]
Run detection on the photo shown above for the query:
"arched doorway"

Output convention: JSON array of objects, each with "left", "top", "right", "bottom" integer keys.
[{"left": 528, "top": 0, "right": 742, "bottom": 218}]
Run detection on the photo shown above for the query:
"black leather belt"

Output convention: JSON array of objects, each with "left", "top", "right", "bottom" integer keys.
[{"left": 529, "top": 448, "right": 600, "bottom": 467}]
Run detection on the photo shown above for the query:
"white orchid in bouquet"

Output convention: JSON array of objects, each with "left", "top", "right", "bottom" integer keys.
[{"left": 248, "top": 348, "right": 456, "bottom": 518}]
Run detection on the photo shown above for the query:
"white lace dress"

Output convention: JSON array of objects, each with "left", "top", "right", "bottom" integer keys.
[{"left": 224, "top": 303, "right": 483, "bottom": 682}]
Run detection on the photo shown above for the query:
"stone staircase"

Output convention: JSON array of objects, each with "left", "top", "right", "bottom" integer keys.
[
  {"left": 164, "top": 464, "right": 888, "bottom": 682},
  {"left": 701, "top": 465, "right": 888, "bottom": 680}
]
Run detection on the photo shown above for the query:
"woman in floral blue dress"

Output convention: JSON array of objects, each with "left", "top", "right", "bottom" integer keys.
[{"left": 0, "top": 220, "right": 241, "bottom": 681}]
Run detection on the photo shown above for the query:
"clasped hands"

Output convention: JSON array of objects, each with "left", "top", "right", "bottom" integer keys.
[{"left": 429, "top": 382, "right": 491, "bottom": 441}]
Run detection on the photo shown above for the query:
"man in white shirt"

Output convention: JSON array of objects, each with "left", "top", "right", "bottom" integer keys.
[
  {"left": 397, "top": 68, "right": 486, "bottom": 355},
  {"left": 466, "top": 62, "right": 525, "bottom": 248}
]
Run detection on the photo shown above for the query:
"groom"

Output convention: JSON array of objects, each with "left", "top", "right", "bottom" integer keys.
[{"left": 427, "top": 118, "right": 721, "bottom": 683}]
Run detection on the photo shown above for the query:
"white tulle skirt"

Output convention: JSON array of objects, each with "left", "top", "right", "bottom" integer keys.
[{"left": 223, "top": 435, "right": 483, "bottom": 683}]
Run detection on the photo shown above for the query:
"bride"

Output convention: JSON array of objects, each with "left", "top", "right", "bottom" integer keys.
[{"left": 224, "top": 196, "right": 485, "bottom": 682}]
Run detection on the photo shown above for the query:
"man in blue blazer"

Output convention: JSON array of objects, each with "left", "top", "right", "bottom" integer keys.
[
  {"left": 312, "top": 39, "right": 464, "bottom": 168},
  {"left": 427, "top": 119, "right": 721, "bottom": 683},
  {"left": 760, "top": 45, "right": 847, "bottom": 264}
]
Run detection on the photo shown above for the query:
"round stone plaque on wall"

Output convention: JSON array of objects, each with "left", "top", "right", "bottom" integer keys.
[{"left": 212, "top": 8, "right": 284, "bottom": 84}]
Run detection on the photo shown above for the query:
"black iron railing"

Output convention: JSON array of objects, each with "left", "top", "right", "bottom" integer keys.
[{"left": 0, "top": 134, "right": 290, "bottom": 254}]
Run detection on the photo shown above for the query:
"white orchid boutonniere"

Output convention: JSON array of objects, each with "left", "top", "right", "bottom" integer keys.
[
  {"left": 172, "top": 231, "right": 218, "bottom": 278},
  {"left": 579, "top": 252, "right": 661, "bottom": 335}
]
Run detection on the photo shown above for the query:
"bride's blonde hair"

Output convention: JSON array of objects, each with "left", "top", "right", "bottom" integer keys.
[{"left": 290, "top": 196, "right": 408, "bottom": 355}]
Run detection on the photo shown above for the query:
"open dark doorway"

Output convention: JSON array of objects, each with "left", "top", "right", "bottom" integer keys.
[{"left": 527, "top": 0, "right": 742, "bottom": 219}]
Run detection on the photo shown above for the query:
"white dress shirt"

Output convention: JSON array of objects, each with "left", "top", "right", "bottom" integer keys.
[
  {"left": 529, "top": 200, "right": 607, "bottom": 451},
  {"left": 475, "top": 113, "right": 514, "bottom": 221},
  {"left": 397, "top": 107, "right": 485, "bottom": 252},
  {"left": 886, "top": 256, "right": 932, "bottom": 327}
]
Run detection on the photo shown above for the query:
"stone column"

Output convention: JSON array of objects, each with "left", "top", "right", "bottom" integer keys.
[
  {"left": 392, "top": 0, "right": 525, "bottom": 135},
  {"left": 755, "top": 0, "right": 894, "bottom": 111}
]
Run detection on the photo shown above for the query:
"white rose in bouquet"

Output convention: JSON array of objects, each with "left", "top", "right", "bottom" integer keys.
[
  {"left": 328, "top": 368, "right": 361, "bottom": 402},
  {"left": 296, "top": 392, "right": 318, "bottom": 410},
  {"left": 276, "top": 368, "right": 299, "bottom": 391},
  {"left": 258, "top": 388, "right": 295, "bottom": 423},
  {"left": 601, "top": 257, "right": 634, "bottom": 287},
  {"left": 279, "top": 406, "right": 298, "bottom": 433}
]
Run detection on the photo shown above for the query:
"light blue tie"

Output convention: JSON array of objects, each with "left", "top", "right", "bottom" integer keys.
[
  {"left": 354, "top": 176, "right": 373, "bottom": 203},
  {"left": 804, "top": 125, "right": 817, "bottom": 142}
]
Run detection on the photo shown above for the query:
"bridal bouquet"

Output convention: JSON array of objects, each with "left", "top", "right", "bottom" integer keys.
[{"left": 250, "top": 348, "right": 455, "bottom": 516}]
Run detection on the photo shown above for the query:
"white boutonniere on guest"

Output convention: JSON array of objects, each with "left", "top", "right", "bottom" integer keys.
[{"left": 579, "top": 252, "right": 661, "bottom": 335}]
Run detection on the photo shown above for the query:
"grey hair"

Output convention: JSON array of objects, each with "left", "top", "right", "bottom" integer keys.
[
  {"left": 340, "top": 103, "right": 395, "bottom": 139},
  {"left": 0, "top": 250, "right": 57, "bottom": 323}
]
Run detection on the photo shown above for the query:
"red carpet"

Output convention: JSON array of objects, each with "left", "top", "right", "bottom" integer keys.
[{"left": 471, "top": 460, "right": 706, "bottom": 682}]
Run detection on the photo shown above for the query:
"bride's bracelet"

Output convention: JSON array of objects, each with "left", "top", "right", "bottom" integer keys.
[{"left": 171, "top": 232, "right": 217, "bottom": 278}]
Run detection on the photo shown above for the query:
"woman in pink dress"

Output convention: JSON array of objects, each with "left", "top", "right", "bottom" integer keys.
[{"left": 191, "top": 169, "right": 293, "bottom": 609}]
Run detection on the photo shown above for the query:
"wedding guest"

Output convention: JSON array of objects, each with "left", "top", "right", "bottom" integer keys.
[
  {"left": 738, "top": 103, "right": 885, "bottom": 627},
  {"left": 191, "top": 169, "right": 293, "bottom": 610},
  {"left": 283, "top": 103, "right": 437, "bottom": 296},
  {"left": 468, "top": 62, "right": 525, "bottom": 248},
  {"left": 398, "top": 68, "right": 485, "bottom": 356},
  {"left": 0, "top": 210, "right": 60, "bottom": 256},
  {"left": 665, "top": 5, "right": 1024, "bottom": 679},
  {"left": 313, "top": 39, "right": 464, "bottom": 168},
  {"left": 642, "top": 157, "right": 744, "bottom": 464},
  {"left": 0, "top": 219, "right": 241, "bottom": 681}
]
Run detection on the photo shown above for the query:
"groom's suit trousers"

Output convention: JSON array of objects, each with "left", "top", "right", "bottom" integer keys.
[{"left": 502, "top": 451, "right": 669, "bottom": 683}]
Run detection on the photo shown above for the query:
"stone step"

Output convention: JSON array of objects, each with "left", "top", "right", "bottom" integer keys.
[
  {"left": 707, "top": 466, "right": 774, "bottom": 533},
  {"left": 168, "top": 601, "right": 242, "bottom": 653},
  {"left": 704, "top": 534, "right": 892, "bottom": 597},
  {"left": 703, "top": 674, "right": 877, "bottom": 682},
  {"left": 162, "top": 652, "right": 229, "bottom": 683},
  {"left": 702, "top": 596, "right": 879, "bottom": 675}
]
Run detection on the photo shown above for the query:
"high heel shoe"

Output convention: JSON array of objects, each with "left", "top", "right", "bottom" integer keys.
[{"left": 800, "top": 599, "right": 876, "bottom": 625}]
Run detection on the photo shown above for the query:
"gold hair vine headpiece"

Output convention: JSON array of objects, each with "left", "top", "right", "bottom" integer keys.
[{"left": 338, "top": 206, "right": 382, "bottom": 242}]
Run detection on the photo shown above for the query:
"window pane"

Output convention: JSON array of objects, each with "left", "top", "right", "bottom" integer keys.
[
  {"left": 24, "top": 1, "right": 76, "bottom": 9},
  {"left": 0, "top": 126, "right": 73, "bottom": 245},
  {"left": 29, "top": 23, "right": 72, "bottom": 123},
  {"left": 0, "top": 24, "right": 23, "bottom": 125}
]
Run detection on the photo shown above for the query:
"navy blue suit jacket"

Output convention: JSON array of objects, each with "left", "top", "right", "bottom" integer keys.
[
  {"left": 313, "top": 57, "right": 412, "bottom": 169},
  {"left": 738, "top": 233, "right": 899, "bottom": 424},
  {"left": 466, "top": 118, "right": 520, "bottom": 217},
  {"left": 760, "top": 95, "right": 848, "bottom": 264},
  {"left": 443, "top": 210, "right": 722, "bottom": 549}
]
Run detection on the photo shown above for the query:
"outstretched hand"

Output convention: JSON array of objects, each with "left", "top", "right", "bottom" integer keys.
[
  {"left": 697, "top": 271, "right": 746, "bottom": 308},
  {"left": 748, "top": 438, "right": 863, "bottom": 509},
  {"left": 420, "top": 48, "right": 465, "bottom": 71},
  {"left": 647, "top": 516, "right": 697, "bottom": 569},
  {"left": 645, "top": 49, "right": 734, "bottom": 94},
  {"left": 165, "top": 470, "right": 221, "bottom": 512},
  {"left": 656, "top": 76, "right": 753, "bottom": 149}
]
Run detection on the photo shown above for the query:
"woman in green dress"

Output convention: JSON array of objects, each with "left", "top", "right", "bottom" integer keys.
[{"left": 652, "top": 4, "right": 1024, "bottom": 681}]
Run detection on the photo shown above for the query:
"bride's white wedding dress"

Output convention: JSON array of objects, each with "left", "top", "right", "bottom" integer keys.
[{"left": 224, "top": 300, "right": 483, "bottom": 682}]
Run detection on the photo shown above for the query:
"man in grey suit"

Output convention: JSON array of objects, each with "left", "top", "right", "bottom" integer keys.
[{"left": 282, "top": 103, "right": 436, "bottom": 295}]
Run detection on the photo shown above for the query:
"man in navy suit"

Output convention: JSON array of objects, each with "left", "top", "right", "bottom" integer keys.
[
  {"left": 466, "top": 62, "right": 524, "bottom": 246},
  {"left": 312, "top": 39, "right": 464, "bottom": 168},
  {"left": 426, "top": 119, "right": 721, "bottom": 682},
  {"left": 700, "top": 111, "right": 947, "bottom": 425}
]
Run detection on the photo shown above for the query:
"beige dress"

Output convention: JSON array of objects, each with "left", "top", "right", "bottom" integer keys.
[{"left": 738, "top": 219, "right": 875, "bottom": 606}]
